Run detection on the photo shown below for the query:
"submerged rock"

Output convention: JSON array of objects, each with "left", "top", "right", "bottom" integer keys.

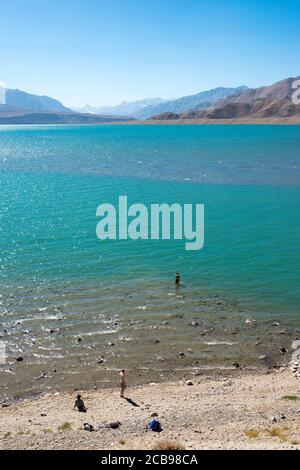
[
  {"left": 232, "top": 362, "right": 240, "bottom": 368},
  {"left": 231, "top": 328, "right": 240, "bottom": 335}
]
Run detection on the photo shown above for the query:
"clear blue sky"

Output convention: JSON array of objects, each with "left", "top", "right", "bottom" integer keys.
[{"left": 0, "top": 0, "right": 299, "bottom": 106}]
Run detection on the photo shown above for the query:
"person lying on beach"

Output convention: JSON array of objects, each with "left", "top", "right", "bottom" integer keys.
[
  {"left": 120, "top": 369, "right": 127, "bottom": 398},
  {"left": 74, "top": 394, "right": 87, "bottom": 413}
]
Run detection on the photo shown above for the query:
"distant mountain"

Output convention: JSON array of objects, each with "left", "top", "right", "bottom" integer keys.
[
  {"left": 152, "top": 77, "right": 300, "bottom": 121},
  {"left": 72, "top": 98, "right": 168, "bottom": 117},
  {"left": 4, "top": 89, "right": 71, "bottom": 113},
  {"left": 0, "top": 88, "right": 136, "bottom": 124},
  {"left": 192, "top": 77, "right": 300, "bottom": 119},
  {"left": 3, "top": 78, "right": 298, "bottom": 125},
  {"left": 135, "top": 86, "right": 248, "bottom": 120}
]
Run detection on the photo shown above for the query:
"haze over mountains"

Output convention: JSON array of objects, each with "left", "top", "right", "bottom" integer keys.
[
  {"left": 72, "top": 98, "right": 168, "bottom": 117},
  {"left": 0, "top": 77, "right": 299, "bottom": 124}
]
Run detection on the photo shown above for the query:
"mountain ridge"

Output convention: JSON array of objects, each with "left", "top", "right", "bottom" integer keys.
[
  {"left": 3, "top": 89, "right": 71, "bottom": 113},
  {"left": 72, "top": 98, "right": 169, "bottom": 117},
  {"left": 1, "top": 77, "right": 299, "bottom": 124},
  {"left": 134, "top": 86, "right": 248, "bottom": 119},
  {"left": 0, "top": 88, "right": 134, "bottom": 124},
  {"left": 151, "top": 77, "right": 300, "bottom": 121}
]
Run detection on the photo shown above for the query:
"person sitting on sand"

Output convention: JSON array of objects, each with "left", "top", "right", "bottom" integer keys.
[
  {"left": 74, "top": 394, "right": 87, "bottom": 413},
  {"left": 120, "top": 369, "right": 127, "bottom": 398}
]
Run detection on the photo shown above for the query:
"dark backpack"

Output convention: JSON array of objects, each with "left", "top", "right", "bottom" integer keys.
[{"left": 148, "top": 419, "right": 162, "bottom": 432}]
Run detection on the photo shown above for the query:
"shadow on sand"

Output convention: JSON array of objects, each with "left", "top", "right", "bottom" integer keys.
[{"left": 124, "top": 397, "right": 140, "bottom": 407}]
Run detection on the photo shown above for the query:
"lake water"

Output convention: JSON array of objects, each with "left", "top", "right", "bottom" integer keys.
[{"left": 0, "top": 124, "right": 299, "bottom": 400}]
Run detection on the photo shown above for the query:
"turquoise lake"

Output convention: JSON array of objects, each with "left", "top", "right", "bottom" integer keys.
[{"left": 0, "top": 124, "right": 299, "bottom": 399}]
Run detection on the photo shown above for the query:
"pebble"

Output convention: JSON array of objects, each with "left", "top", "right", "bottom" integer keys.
[{"left": 292, "top": 340, "right": 300, "bottom": 350}]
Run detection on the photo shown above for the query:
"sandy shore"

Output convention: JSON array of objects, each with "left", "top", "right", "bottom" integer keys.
[
  {"left": 143, "top": 118, "right": 300, "bottom": 125},
  {"left": 0, "top": 369, "right": 299, "bottom": 450},
  {"left": 102, "top": 118, "right": 300, "bottom": 125}
]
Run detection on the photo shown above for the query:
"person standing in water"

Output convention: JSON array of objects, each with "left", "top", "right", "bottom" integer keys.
[
  {"left": 120, "top": 369, "right": 126, "bottom": 398},
  {"left": 175, "top": 272, "right": 181, "bottom": 287}
]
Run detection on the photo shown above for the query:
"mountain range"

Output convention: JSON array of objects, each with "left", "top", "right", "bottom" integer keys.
[
  {"left": 0, "top": 89, "right": 133, "bottom": 124},
  {"left": 0, "top": 77, "right": 299, "bottom": 124},
  {"left": 72, "top": 87, "right": 248, "bottom": 119},
  {"left": 71, "top": 98, "right": 168, "bottom": 117},
  {"left": 151, "top": 77, "right": 300, "bottom": 121},
  {"left": 133, "top": 86, "right": 248, "bottom": 119}
]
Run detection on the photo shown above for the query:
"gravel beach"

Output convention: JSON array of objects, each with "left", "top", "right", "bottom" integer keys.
[{"left": 1, "top": 368, "right": 299, "bottom": 450}]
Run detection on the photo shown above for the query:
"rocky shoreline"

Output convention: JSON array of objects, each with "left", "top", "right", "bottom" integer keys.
[{"left": 0, "top": 359, "right": 299, "bottom": 450}]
